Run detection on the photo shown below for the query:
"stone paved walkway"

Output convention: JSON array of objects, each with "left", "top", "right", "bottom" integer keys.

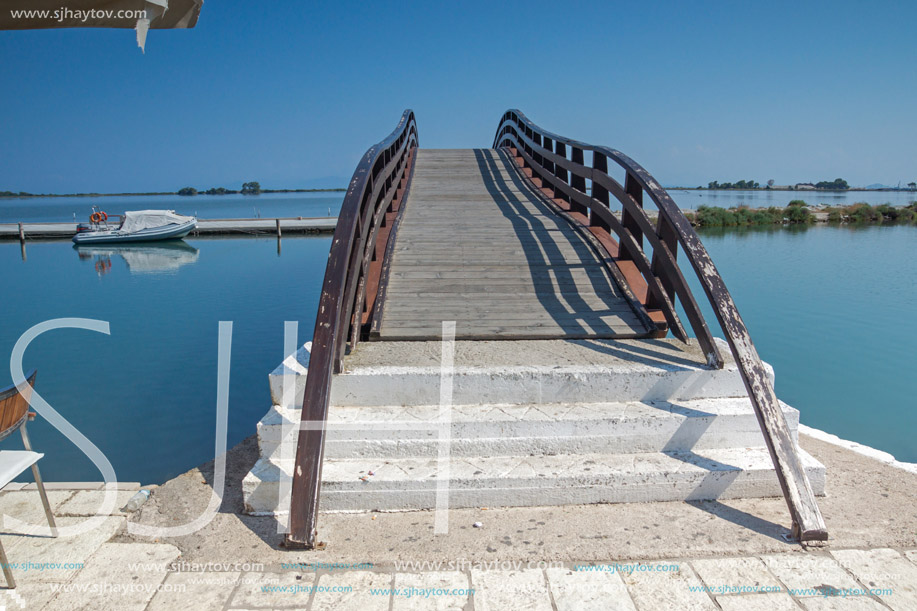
[{"left": 0, "top": 485, "right": 915, "bottom": 610}]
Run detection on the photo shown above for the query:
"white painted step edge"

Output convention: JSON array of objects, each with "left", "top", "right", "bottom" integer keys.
[
  {"left": 268, "top": 342, "right": 775, "bottom": 408},
  {"left": 242, "top": 447, "right": 825, "bottom": 515},
  {"left": 255, "top": 398, "right": 800, "bottom": 459}
]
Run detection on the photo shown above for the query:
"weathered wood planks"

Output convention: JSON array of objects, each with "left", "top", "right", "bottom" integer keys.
[{"left": 376, "top": 149, "right": 653, "bottom": 340}]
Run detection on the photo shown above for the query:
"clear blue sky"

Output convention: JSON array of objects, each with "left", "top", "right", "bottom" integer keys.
[{"left": 1, "top": 0, "right": 915, "bottom": 193}]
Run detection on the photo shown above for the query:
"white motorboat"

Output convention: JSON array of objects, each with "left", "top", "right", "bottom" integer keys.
[{"left": 72, "top": 209, "right": 197, "bottom": 244}]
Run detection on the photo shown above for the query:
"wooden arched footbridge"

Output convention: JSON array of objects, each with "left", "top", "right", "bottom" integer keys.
[{"left": 281, "top": 110, "right": 827, "bottom": 549}]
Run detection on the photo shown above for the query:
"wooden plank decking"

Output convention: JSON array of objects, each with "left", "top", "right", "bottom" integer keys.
[{"left": 376, "top": 148, "right": 653, "bottom": 340}]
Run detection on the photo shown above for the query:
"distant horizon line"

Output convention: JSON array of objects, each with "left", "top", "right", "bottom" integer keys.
[
  {"left": 3, "top": 185, "right": 915, "bottom": 199},
  {"left": 0, "top": 187, "right": 348, "bottom": 198}
]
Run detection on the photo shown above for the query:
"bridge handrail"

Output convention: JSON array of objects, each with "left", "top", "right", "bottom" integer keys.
[
  {"left": 494, "top": 109, "right": 826, "bottom": 541},
  {"left": 286, "top": 110, "right": 418, "bottom": 549}
]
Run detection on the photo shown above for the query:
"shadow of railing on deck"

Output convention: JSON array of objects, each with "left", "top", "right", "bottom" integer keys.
[{"left": 471, "top": 148, "right": 646, "bottom": 338}]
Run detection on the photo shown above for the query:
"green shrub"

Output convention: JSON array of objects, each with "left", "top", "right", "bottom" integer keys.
[
  {"left": 827, "top": 209, "right": 842, "bottom": 222},
  {"left": 875, "top": 204, "right": 897, "bottom": 220},
  {"left": 846, "top": 203, "right": 877, "bottom": 222},
  {"left": 695, "top": 205, "right": 733, "bottom": 226},
  {"left": 787, "top": 199, "right": 807, "bottom": 207},
  {"left": 784, "top": 204, "right": 813, "bottom": 223}
]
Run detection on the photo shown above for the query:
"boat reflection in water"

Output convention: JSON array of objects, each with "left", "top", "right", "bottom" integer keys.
[{"left": 74, "top": 241, "right": 200, "bottom": 276}]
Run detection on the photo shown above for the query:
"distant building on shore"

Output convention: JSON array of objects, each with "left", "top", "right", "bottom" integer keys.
[{"left": 794, "top": 183, "right": 816, "bottom": 190}]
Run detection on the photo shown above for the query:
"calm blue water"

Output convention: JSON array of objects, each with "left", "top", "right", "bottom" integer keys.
[
  {"left": 0, "top": 236, "right": 329, "bottom": 483},
  {"left": 4, "top": 189, "right": 913, "bottom": 224},
  {"left": 0, "top": 192, "right": 344, "bottom": 223},
  {"left": 0, "top": 225, "right": 914, "bottom": 484},
  {"left": 685, "top": 224, "right": 917, "bottom": 464}
]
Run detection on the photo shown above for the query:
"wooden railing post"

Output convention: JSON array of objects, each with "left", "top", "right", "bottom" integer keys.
[
  {"left": 553, "top": 141, "right": 568, "bottom": 202},
  {"left": 620, "top": 172, "right": 644, "bottom": 262},
  {"left": 532, "top": 131, "right": 543, "bottom": 169},
  {"left": 542, "top": 136, "right": 554, "bottom": 190},
  {"left": 647, "top": 216, "right": 679, "bottom": 310},
  {"left": 590, "top": 153, "right": 611, "bottom": 231},
  {"left": 570, "top": 147, "right": 587, "bottom": 215}
]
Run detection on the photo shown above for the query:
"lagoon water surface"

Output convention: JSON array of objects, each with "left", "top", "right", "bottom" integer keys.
[
  {"left": 1, "top": 236, "right": 328, "bottom": 483},
  {"left": 0, "top": 192, "right": 344, "bottom": 224},
  {"left": 0, "top": 225, "right": 914, "bottom": 483},
  {"left": 3, "top": 189, "right": 914, "bottom": 224}
]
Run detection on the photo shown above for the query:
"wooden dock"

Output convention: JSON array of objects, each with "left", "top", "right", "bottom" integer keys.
[
  {"left": 376, "top": 149, "right": 653, "bottom": 339},
  {"left": 0, "top": 217, "right": 336, "bottom": 240}
]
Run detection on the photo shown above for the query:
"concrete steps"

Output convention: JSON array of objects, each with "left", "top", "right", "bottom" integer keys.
[
  {"left": 255, "top": 398, "right": 800, "bottom": 459},
  {"left": 268, "top": 339, "right": 767, "bottom": 410},
  {"left": 244, "top": 447, "right": 825, "bottom": 514},
  {"left": 242, "top": 339, "right": 826, "bottom": 516}
]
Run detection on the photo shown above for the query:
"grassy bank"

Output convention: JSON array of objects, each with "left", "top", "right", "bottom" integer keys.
[{"left": 684, "top": 201, "right": 917, "bottom": 227}]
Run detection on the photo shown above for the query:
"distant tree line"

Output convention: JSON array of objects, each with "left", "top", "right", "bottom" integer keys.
[
  {"left": 178, "top": 182, "right": 256, "bottom": 196},
  {"left": 685, "top": 200, "right": 917, "bottom": 227},
  {"left": 704, "top": 178, "right": 854, "bottom": 190},
  {"left": 175, "top": 181, "right": 345, "bottom": 196},
  {"left": 707, "top": 180, "right": 760, "bottom": 190},
  {"left": 813, "top": 178, "right": 849, "bottom": 190}
]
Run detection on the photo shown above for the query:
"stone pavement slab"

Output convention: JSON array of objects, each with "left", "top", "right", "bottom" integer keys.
[
  {"left": 831, "top": 548, "right": 917, "bottom": 610},
  {"left": 230, "top": 570, "right": 314, "bottom": 608},
  {"left": 310, "top": 571, "right": 391, "bottom": 611},
  {"left": 717, "top": 592, "right": 801, "bottom": 610},
  {"left": 46, "top": 542, "right": 180, "bottom": 611},
  {"left": 147, "top": 570, "right": 240, "bottom": 611},
  {"left": 0, "top": 490, "right": 72, "bottom": 533},
  {"left": 5, "top": 516, "right": 124, "bottom": 583},
  {"left": 620, "top": 562, "right": 717, "bottom": 610},
  {"left": 545, "top": 567, "right": 637, "bottom": 611},
  {"left": 391, "top": 570, "right": 469, "bottom": 610},
  {"left": 57, "top": 490, "right": 138, "bottom": 516},
  {"left": 762, "top": 553, "right": 861, "bottom": 596},
  {"left": 0, "top": 582, "right": 58, "bottom": 611},
  {"left": 691, "top": 556, "right": 784, "bottom": 593},
  {"left": 797, "top": 596, "right": 889, "bottom": 610},
  {"left": 471, "top": 568, "right": 552, "bottom": 611}
]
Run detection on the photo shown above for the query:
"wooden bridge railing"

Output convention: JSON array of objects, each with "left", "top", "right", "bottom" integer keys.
[
  {"left": 286, "top": 110, "right": 418, "bottom": 549},
  {"left": 494, "top": 109, "right": 827, "bottom": 541}
]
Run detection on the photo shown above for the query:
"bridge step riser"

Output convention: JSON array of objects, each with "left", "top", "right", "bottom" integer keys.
[
  {"left": 255, "top": 400, "right": 799, "bottom": 459},
  {"left": 243, "top": 448, "right": 825, "bottom": 514},
  {"left": 268, "top": 346, "right": 770, "bottom": 409}
]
